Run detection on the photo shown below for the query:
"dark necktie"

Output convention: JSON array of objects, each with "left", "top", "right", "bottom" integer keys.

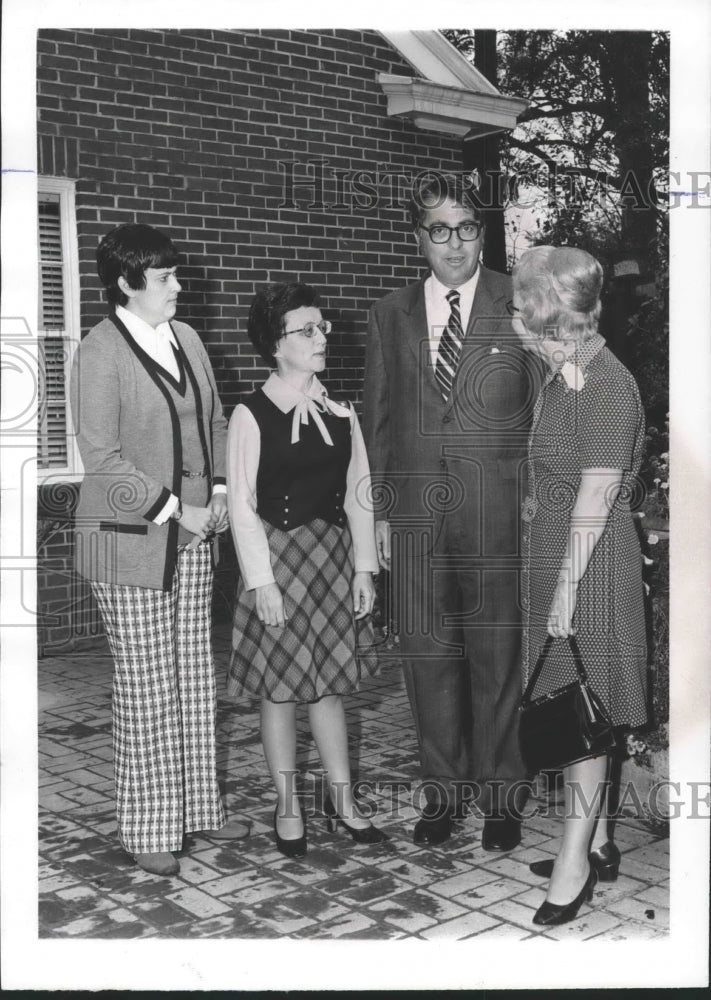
[{"left": 434, "top": 290, "right": 464, "bottom": 400}]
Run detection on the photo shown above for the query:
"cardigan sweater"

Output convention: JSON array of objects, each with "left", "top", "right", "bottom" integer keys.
[{"left": 70, "top": 313, "right": 227, "bottom": 590}]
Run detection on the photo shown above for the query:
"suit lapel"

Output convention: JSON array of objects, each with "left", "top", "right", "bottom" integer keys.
[
  {"left": 391, "top": 279, "right": 440, "bottom": 397},
  {"left": 448, "top": 266, "right": 509, "bottom": 413},
  {"left": 464, "top": 266, "right": 505, "bottom": 342},
  {"left": 391, "top": 269, "right": 510, "bottom": 409}
]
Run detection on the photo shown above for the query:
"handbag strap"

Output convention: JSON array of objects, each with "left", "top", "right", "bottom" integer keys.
[{"left": 521, "top": 633, "right": 588, "bottom": 707}]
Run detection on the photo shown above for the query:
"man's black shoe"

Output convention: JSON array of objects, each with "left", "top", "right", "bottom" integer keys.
[
  {"left": 413, "top": 805, "right": 453, "bottom": 846},
  {"left": 481, "top": 813, "right": 521, "bottom": 852}
]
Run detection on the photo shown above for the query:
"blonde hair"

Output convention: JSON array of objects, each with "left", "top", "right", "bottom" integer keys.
[{"left": 512, "top": 246, "right": 603, "bottom": 343}]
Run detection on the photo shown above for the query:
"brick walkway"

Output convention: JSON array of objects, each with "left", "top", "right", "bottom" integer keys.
[{"left": 39, "top": 626, "right": 669, "bottom": 941}]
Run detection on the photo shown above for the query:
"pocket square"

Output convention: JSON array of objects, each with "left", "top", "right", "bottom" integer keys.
[{"left": 490, "top": 346, "right": 501, "bottom": 354}]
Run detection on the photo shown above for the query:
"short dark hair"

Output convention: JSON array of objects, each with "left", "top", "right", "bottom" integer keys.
[
  {"left": 247, "top": 282, "right": 322, "bottom": 366},
  {"left": 408, "top": 171, "right": 484, "bottom": 229},
  {"left": 96, "top": 223, "right": 180, "bottom": 307}
]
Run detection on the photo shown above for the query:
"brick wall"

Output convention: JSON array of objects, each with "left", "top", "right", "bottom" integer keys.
[{"left": 36, "top": 28, "right": 465, "bottom": 652}]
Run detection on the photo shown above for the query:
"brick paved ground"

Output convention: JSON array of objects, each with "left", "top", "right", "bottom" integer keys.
[{"left": 38, "top": 626, "right": 669, "bottom": 941}]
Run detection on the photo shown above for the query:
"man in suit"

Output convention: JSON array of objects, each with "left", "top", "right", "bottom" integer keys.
[{"left": 363, "top": 172, "right": 537, "bottom": 850}]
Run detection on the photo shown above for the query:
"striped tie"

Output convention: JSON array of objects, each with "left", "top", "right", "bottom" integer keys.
[{"left": 435, "top": 290, "right": 464, "bottom": 400}]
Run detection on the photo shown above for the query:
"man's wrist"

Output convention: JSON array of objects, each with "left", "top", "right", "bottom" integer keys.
[{"left": 171, "top": 499, "right": 184, "bottom": 522}]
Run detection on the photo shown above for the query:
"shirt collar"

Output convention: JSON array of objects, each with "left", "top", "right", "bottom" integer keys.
[
  {"left": 115, "top": 305, "right": 176, "bottom": 344},
  {"left": 574, "top": 332, "right": 606, "bottom": 371},
  {"left": 262, "top": 373, "right": 351, "bottom": 446},
  {"left": 544, "top": 333, "right": 606, "bottom": 390},
  {"left": 262, "top": 372, "right": 331, "bottom": 413},
  {"left": 428, "top": 267, "right": 480, "bottom": 302}
]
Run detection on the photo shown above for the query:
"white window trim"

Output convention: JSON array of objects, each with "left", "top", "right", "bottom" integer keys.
[{"left": 38, "top": 176, "right": 83, "bottom": 483}]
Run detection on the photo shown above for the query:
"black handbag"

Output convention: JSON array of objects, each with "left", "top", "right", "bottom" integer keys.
[{"left": 519, "top": 634, "right": 616, "bottom": 773}]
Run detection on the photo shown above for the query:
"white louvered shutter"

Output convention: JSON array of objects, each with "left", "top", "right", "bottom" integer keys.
[{"left": 38, "top": 194, "right": 69, "bottom": 469}]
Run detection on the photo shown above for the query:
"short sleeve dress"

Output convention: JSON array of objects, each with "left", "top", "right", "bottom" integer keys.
[{"left": 521, "top": 334, "right": 648, "bottom": 729}]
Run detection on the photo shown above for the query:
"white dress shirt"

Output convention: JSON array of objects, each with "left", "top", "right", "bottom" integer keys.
[
  {"left": 116, "top": 305, "right": 225, "bottom": 523},
  {"left": 226, "top": 373, "right": 379, "bottom": 590},
  {"left": 423, "top": 267, "right": 481, "bottom": 368}
]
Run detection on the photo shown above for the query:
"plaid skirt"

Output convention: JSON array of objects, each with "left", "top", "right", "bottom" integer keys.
[{"left": 228, "top": 518, "right": 379, "bottom": 703}]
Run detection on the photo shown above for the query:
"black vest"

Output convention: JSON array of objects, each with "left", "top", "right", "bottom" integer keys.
[{"left": 243, "top": 389, "right": 352, "bottom": 531}]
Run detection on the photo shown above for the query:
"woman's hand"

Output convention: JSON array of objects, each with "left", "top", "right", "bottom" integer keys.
[
  {"left": 180, "top": 503, "right": 215, "bottom": 544},
  {"left": 255, "top": 583, "right": 287, "bottom": 628},
  {"left": 352, "top": 571, "right": 375, "bottom": 620},
  {"left": 547, "top": 574, "right": 578, "bottom": 638},
  {"left": 209, "top": 493, "right": 230, "bottom": 533}
]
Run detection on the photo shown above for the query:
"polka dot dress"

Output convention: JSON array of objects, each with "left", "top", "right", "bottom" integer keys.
[{"left": 521, "top": 335, "right": 648, "bottom": 728}]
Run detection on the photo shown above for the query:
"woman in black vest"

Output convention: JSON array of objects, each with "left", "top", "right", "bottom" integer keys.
[{"left": 226, "top": 282, "right": 388, "bottom": 856}]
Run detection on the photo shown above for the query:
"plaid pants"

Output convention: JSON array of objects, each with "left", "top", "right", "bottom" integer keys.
[{"left": 91, "top": 544, "right": 225, "bottom": 853}]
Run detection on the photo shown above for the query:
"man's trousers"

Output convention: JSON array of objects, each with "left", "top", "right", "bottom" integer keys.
[
  {"left": 392, "top": 506, "right": 528, "bottom": 818},
  {"left": 91, "top": 544, "right": 225, "bottom": 854}
]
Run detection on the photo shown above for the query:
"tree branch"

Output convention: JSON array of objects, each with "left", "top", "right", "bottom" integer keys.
[
  {"left": 506, "top": 138, "right": 622, "bottom": 188},
  {"left": 518, "top": 101, "right": 612, "bottom": 123}
]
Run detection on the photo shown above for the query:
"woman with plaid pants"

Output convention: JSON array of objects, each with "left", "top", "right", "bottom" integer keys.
[
  {"left": 71, "top": 224, "right": 249, "bottom": 876},
  {"left": 227, "top": 283, "right": 388, "bottom": 856}
]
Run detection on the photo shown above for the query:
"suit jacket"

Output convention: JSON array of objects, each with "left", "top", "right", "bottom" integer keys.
[
  {"left": 363, "top": 266, "right": 538, "bottom": 555},
  {"left": 70, "top": 313, "right": 227, "bottom": 590}
]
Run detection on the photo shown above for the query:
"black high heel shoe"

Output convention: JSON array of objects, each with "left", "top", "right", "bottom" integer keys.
[
  {"left": 530, "top": 841, "right": 620, "bottom": 882},
  {"left": 532, "top": 867, "right": 598, "bottom": 926},
  {"left": 273, "top": 805, "right": 307, "bottom": 858},
  {"left": 323, "top": 795, "right": 389, "bottom": 845}
]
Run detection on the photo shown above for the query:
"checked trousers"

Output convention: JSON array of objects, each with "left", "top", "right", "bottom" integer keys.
[{"left": 91, "top": 544, "right": 226, "bottom": 854}]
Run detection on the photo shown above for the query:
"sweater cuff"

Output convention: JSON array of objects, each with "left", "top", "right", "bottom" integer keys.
[
  {"left": 154, "top": 494, "right": 180, "bottom": 524},
  {"left": 145, "top": 486, "right": 173, "bottom": 522},
  {"left": 243, "top": 570, "right": 276, "bottom": 592}
]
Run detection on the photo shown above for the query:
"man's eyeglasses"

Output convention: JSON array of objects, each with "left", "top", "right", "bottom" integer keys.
[
  {"left": 505, "top": 300, "right": 522, "bottom": 316},
  {"left": 283, "top": 319, "right": 332, "bottom": 339},
  {"left": 419, "top": 221, "right": 482, "bottom": 244}
]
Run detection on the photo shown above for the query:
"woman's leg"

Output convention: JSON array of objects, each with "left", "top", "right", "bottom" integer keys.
[
  {"left": 175, "top": 544, "right": 226, "bottom": 834},
  {"left": 308, "top": 695, "right": 370, "bottom": 828},
  {"left": 589, "top": 756, "right": 612, "bottom": 852},
  {"left": 260, "top": 698, "right": 303, "bottom": 838},
  {"left": 91, "top": 579, "right": 184, "bottom": 856},
  {"left": 546, "top": 753, "right": 608, "bottom": 904}
]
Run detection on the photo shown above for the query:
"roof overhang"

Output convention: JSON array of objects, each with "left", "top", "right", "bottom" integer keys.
[
  {"left": 378, "top": 30, "right": 528, "bottom": 139},
  {"left": 378, "top": 75, "right": 528, "bottom": 139}
]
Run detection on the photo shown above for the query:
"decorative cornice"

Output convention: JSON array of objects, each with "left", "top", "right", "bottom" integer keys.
[{"left": 378, "top": 75, "right": 529, "bottom": 139}]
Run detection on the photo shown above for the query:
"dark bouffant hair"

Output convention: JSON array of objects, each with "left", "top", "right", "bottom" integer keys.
[
  {"left": 408, "top": 171, "right": 485, "bottom": 229},
  {"left": 96, "top": 223, "right": 180, "bottom": 306},
  {"left": 247, "top": 282, "right": 321, "bottom": 366}
]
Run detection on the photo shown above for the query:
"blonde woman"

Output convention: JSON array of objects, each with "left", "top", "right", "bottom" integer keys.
[{"left": 510, "top": 246, "right": 647, "bottom": 926}]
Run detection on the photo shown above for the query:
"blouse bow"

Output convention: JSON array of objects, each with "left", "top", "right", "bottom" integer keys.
[{"left": 290, "top": 393, "right": 351, "bottom": 446}]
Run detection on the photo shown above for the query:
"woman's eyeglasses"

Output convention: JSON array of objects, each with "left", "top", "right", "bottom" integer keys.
[{"left": 283, "top": 319, "right": 332, "bottom": 338}]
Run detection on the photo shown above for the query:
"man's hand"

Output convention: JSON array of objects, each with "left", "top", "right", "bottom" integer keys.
[
  {"left": 255, "top": 582, "right": 287, "bottom": 628},
  {"left": 375, "top": 519, "right": 391, "bottom": 571},
  {"left": 352, "top": 571, "right": 375, "bottom": 620}
]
